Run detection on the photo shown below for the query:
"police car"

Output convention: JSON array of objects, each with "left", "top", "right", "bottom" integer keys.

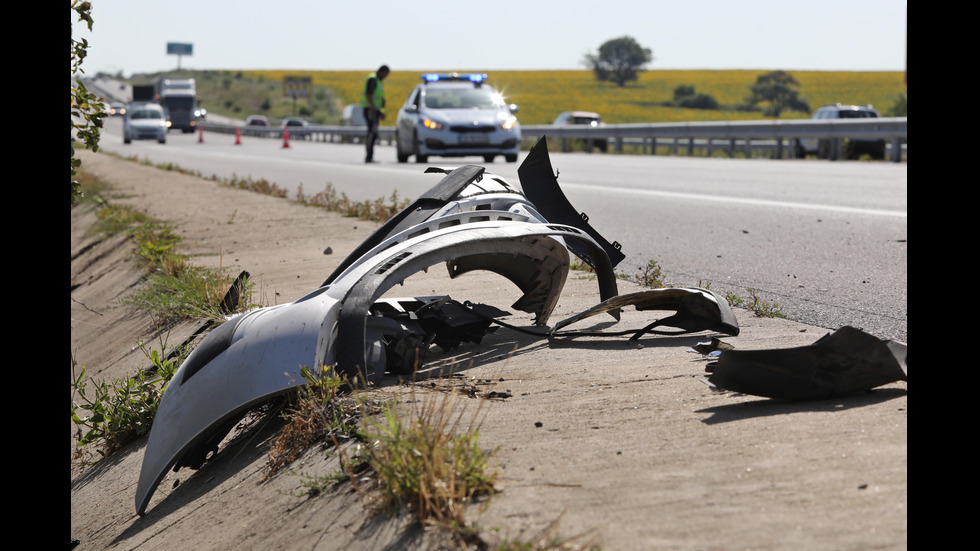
[{"left": 395, "top": 73, "right": 520, "bottom": 163}]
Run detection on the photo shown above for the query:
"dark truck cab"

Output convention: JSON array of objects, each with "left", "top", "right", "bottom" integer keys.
[{"left": 154, "top": 78, "right": 198, "bottom": 133}]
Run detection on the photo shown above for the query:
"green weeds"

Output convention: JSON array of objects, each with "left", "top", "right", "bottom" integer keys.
[
  {"left": 129, "top": 264, "right": 249, "bottom": 323},
  {"left": 726, "top": 288, "right": 786, "bottom": 318},
  {"left": 629, "top": 259, "right": 666, "bottom": 288},
  {"left": 573, "top": 258, "right": 668, "bottom": 290},
  {"left": 358, "top": 392, "right": 497, "bottom": 528},
  {"left": 271, "top": 377, "right": 499, "bottom": 533},
  {"left": 124, "top": 219, "right": 253, "bottom": 324},
  {"left": 71, "top": 341, "right": 185, "bottom": 459},
  {"left": 92, "top": 201, "right": 152, "bottom": 235}
]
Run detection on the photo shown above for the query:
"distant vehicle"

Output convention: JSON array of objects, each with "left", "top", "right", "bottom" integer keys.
[
  {"left": 281, "top": 117, "right": 309, "bottom": 128},
  {"left": 341, "top": 104, "right": 366, "bottom": 126},
  {"left": 281, "top": 117, "right": 311, "bottom": 140},
  {"left": 553, "top": 111, "right": 607, "bottom": 152},
  {"left": 123, "top": 102, "right": 167, "bottom": 144},
  {"left": 132, "top": 84, "right": 155, "bottom": 102},
  {"left": 797, "top": 103, "right": 886, "bottom": 160},
  {"left": 395, "top": 73, "right": 520, "bottom": 163},
  {"left": 154, "top": 77, "right": 198, "bottom": 133},
  {"left": 245, "top": 115, "right": 269, "bottom": 126},
  {"left": 109, "top": 103, "right": 126, "bottom": 117}
]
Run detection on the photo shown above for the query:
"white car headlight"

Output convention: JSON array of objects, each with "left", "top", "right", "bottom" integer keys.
[{"left": 422, "top": 118, "right": 444, "bottom": 130}]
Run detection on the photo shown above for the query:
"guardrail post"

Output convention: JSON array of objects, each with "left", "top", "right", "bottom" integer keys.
[
  {"left": 649, "top": 137, "right": 657, "bottom": 155},
  {"left": 687, "top": 138, "right": 694, "bottom": 157},
  {"left": 890, "top": 137, "right": 902, "bottom": 163},
  {"left": 728, "top": 139, "right": 735, "bottom": 158},
  {"left": 775, "top": 138, "right": 783, "bottom": 159},
  {"left": 615, "top": 137, "right": 623, "bottom": 153}
]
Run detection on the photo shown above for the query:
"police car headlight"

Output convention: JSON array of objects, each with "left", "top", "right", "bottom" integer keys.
[
  {"left": 423, "top": 118, "right": 445, "bottom": 130},
  {"left": 500, "top": 117, "right": 517, "bottom": 131}
]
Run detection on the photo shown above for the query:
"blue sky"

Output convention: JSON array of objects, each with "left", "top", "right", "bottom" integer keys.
[{"left": 74, "top": 0, "right": 907, "bottom": 76}]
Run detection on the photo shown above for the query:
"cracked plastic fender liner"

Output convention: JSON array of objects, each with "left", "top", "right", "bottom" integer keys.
[
  {"left": 707, "top": 326, "right": 907, "bottom": 400},
  {"left": 550, "top": 287, "right": 739, "bottom": 339}
]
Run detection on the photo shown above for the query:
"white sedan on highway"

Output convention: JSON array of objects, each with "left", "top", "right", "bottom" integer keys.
[{"left": 123, "top": 103, "right": 167, "bottom": 144}]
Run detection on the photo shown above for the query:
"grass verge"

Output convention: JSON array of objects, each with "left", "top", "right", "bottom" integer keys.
[
  {"left": 71, "top": 170, "right": 254, "bottom": 460},
  {"left": 81, "top": 172, "right": 255, "bottom": 325}
]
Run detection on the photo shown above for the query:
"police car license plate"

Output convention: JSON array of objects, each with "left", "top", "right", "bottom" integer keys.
[{"left": 460, "top": 134, "right": 489, "bottom": 145}]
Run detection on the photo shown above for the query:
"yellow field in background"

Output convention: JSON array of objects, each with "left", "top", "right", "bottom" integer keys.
[{"left": 243, "top": 69, "right": 906, "bottom": 126}]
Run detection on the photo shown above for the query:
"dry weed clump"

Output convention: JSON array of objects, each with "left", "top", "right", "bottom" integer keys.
[
  {"left": 264, "top": 370, "right": 362, "bottom": 479},
  {"left": 297, "top": 183, "right": 410, "bottom": 223}
]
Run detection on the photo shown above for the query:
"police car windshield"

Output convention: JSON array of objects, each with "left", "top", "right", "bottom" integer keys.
[{"left": 424, "top": 87, "right": 505, "bottom": 109}]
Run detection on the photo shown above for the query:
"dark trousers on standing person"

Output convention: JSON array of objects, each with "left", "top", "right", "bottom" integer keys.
[{"left": 365, "top": 108, "right": 379, "bottom": 163}]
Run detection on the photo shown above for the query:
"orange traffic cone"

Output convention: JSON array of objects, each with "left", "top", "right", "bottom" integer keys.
[
  {"left": 235, "top": 127, "right": 241, "bottom": 145},
  {"left": 282, "top": 127, "right": 291, "bottom": 149},
  {"left": 198, "top": 127, "right": 204, "bottom": 143}
]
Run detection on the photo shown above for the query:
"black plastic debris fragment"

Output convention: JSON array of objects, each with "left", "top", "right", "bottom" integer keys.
[
  {"left": 366, "top": 296, "right": 510, "bottom": 374},
  {"left": 219, "top": 270, "right": 250, "bottom": 315},
  {"left": 518, "top": 138, "right": 626, "bottom": 269},
  {"left": 707, "top": 326, "right": 907, "bottom": 400}
]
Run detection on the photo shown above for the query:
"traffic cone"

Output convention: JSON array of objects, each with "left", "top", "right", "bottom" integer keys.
[
  {"left": 198, "top": 127, "right": 204, "bottom": 143},
  {"left": 282, "top": 127, "right": 291, "bottom": 149},
  {"left": 235, "top": 127, "right": 241, "bottom": 145}
]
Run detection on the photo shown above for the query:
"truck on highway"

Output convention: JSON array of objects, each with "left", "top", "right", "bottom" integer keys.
[
  {"left": 153, "top": 77, "right": 199, "bottom": 133},
  {"left": 132, "top": 84, "right": 155, "bottom": 102}
]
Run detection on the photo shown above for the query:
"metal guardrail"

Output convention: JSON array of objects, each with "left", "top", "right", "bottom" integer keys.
[
  {"left": 522, "top": 117, "right": 908, "bottom": 162},
  {"left": 200, "top": 117, "right": 907, "bottom": 162}
]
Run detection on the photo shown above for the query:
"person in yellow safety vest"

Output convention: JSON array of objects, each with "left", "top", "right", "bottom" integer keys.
[{"left": 360, "top": 65, "right": 390, "bottom": 163}]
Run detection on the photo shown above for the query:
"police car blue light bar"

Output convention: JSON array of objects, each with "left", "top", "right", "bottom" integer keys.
[{"left": 421, "top": 73, "right": 488, "bottom": 83}]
